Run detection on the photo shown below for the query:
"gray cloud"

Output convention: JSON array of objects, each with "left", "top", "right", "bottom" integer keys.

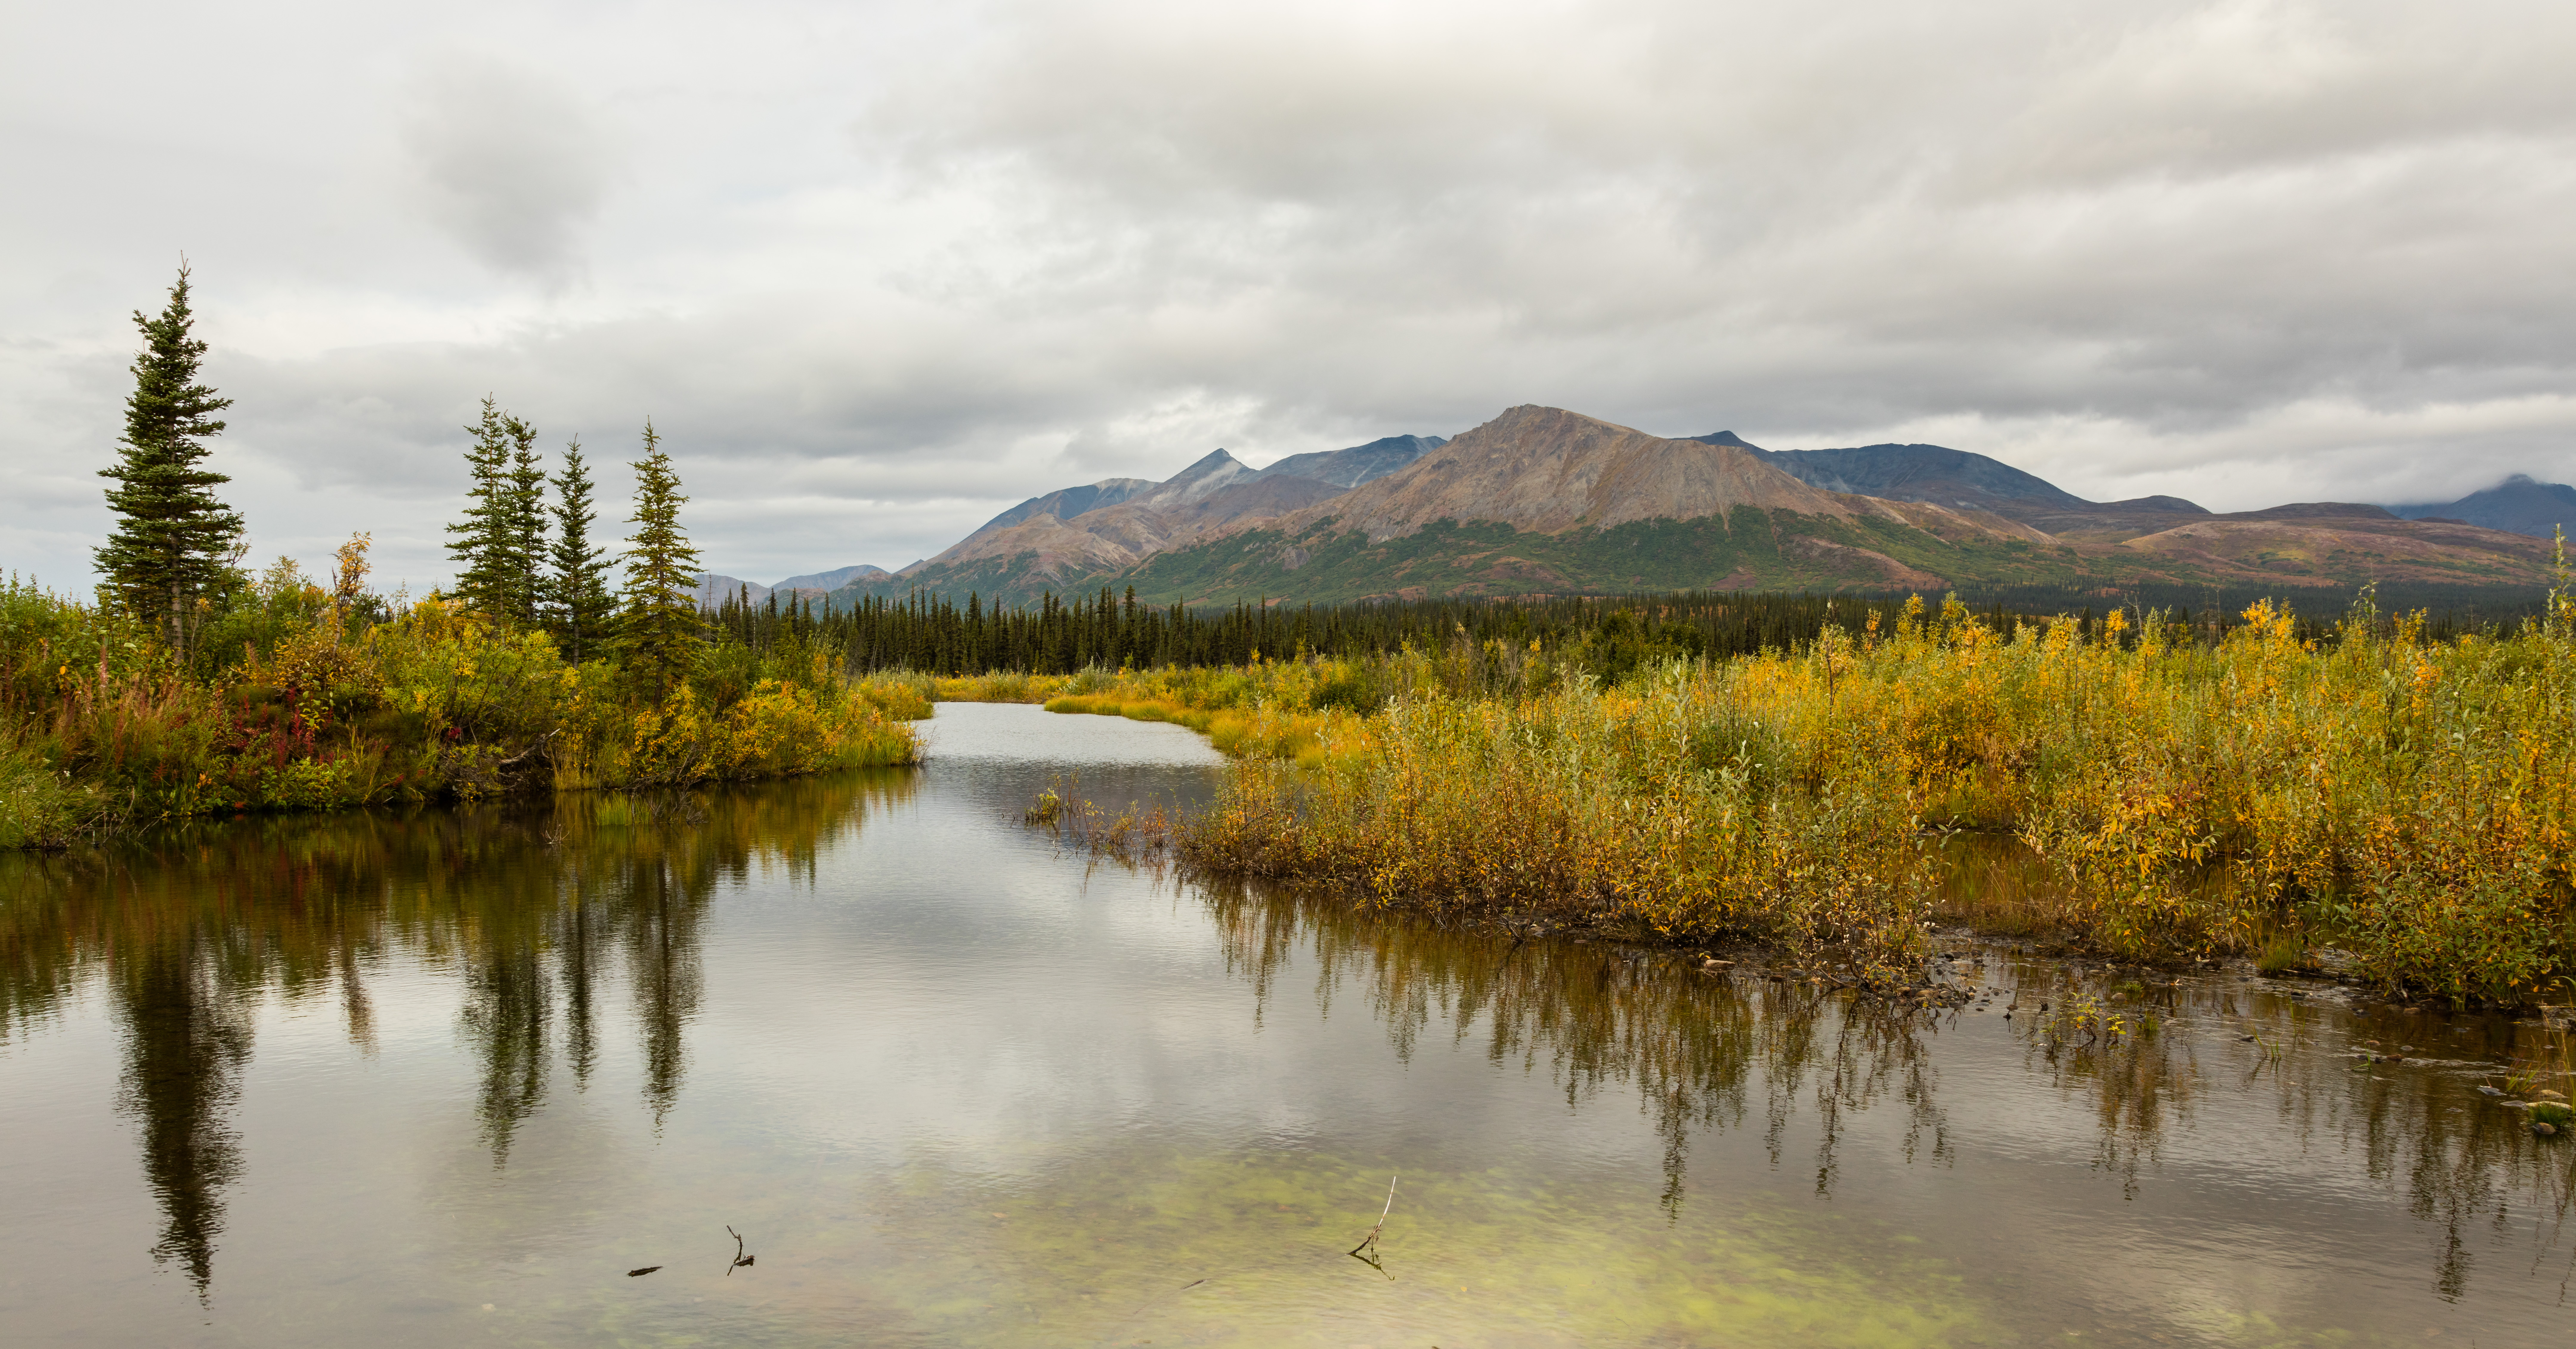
[
  {"left": 400, "top": 55, "right": 618, "bottom": 284},
  {"left": 4, "top": 0, "right": 2574, "bottom": 592}
]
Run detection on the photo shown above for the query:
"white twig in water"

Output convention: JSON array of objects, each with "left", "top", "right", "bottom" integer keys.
[{"left": 1349, "top": 1174, "right": 1398, "bottom": 1257}]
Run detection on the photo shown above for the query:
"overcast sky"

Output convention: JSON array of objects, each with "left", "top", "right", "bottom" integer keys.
[{"left": 7, "top": 0, "right": 2575, "bottom": 592}]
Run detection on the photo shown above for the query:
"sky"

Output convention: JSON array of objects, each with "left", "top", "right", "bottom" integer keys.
[{"left": 6, "top": 0, "right": 2575, "bottom": 593}]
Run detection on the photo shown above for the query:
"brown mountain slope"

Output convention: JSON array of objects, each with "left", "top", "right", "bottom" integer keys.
[
  {"left": 909, "top": 451, "right": 1350, "bottom": 583},
  {"left": 2113, "top": 513, "right": 2552, "bottom": 588},
  {"left": 836, "top": 404, "right": 2560, "bottom": 608},
  {"left": 1274, "top": 406, "right": 1852, "bottom": 540}
]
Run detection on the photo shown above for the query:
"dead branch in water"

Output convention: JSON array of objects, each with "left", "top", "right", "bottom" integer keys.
[
  {"left": 725, "top": 1225, "right": 754, "bottom": 1274},
  {"left": 1347, "top": 1173, "right": 1399, "bottom": 1277}
]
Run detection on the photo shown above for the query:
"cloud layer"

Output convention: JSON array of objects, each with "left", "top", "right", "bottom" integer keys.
[{"left": 4, "top": 0, "right": 2574, "bottom": 591}]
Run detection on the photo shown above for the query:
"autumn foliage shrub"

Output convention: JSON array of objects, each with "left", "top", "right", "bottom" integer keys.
[
  {"left": 1, "top": 576, "right": 924, "bottom": 839},
  {"left": 1173, "top": 585, "right": 2576, "bottom": 1000}
]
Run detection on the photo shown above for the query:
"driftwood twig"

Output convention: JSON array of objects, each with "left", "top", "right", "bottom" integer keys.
[
  {"left": 1347, "top": 1173, "right": 1399, "bottom": 1271},
  {"left": 725, "top": 1225, "right": 754, "bottom": 1274}
]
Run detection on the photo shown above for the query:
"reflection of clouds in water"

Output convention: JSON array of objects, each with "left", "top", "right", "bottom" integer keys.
[
  {"left": 5, "top": 717, "right": 2576, "bottom": 1341},
  {"left": 918, "top": 701, "right": 1228, "bottom": 767}
]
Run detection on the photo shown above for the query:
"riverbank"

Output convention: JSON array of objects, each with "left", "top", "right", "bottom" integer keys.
[
  {"left": 1, "top": 578, "right": 926, "bottom": 848},
  {"left": 1023, "top": 593, "right": 2576, "bottom": 1005}
]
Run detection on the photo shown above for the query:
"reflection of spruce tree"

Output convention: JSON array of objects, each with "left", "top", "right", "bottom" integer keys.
[
  {"left": 113, "top": 934, "right": 250, "bottom": 1300},
  {"left": 624, "top": 855, "right": 708, "bottom": 1125},
  {"left": 462, "top": 942, "right": 550, "bottom": 1165},
  {"left": 555, "top": 874, "right": 609, "bottom": 1089}
]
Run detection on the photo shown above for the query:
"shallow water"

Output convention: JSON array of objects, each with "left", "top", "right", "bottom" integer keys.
[{"left": 2, "top": 702, "right": 2572, "bottom": 1346}]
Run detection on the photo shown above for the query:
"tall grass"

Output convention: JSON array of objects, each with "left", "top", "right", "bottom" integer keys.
[{"left": 1176, "top": 588, "right": 2576, "bottom": 1001}]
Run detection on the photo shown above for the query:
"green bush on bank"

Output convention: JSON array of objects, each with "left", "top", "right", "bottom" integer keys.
[{"left": 0, "top": 571, "right": 924, "bottom": 844}]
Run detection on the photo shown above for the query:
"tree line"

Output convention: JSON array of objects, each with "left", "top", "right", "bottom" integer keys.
[
  {"left": 90, "top": 264, "right": 710, "bottom": 699},
  {"left": 88, "top": 263, "right": 2533, "bottom": 693},
  {"left": 439, "top": 399, "right": 701, "bottom": 697}
]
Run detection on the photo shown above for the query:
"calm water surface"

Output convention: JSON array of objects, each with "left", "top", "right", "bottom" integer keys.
[{"left": 3, "top": 703, "right": 2572, "bottom": 1346}]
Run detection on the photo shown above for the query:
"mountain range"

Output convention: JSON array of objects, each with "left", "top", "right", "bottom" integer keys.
[{"left": 697, "top": 408, "right": 2570, "bottom": 610}]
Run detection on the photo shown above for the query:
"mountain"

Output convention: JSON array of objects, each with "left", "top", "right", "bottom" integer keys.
[
  {"left": 828, "top": 435, "right": 1445, "bottom": 606},
  {"left": 973, "top": 478, "right": 1158, "bottom": 534},
  {"left": 695, "top": 564, "right": 894, "bottom": 608},
  {"left": 694, "top": 573, "right": 771, "bottom": 606},
  {"left": 808, "top": 407, "right": 2557, "bottom": 610},
  {"left": 1109, "top": 408, "right": 2558, "bottom": 605},
  {"left": 2390, "top": 475, "right": 2576, "bottom": 538},
  {"left": 773, "top": 564, "right": 893, "bottom": 595},
  {"left": 1257, "top": 434, "right": 1447, "bottom": 489},
  {"left": 1719, "top": 436, "right": 2212, "bottom": 536}
]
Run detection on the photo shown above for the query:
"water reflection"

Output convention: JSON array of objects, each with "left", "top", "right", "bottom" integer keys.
[
  {"left": 6, "top": 756, "right": 2576, "bottom": 1333},
  {"left": 114, "top": 925, "right": 251, "bottom": 1299},
  {"left": 0, "top": 772, "right": 911, "bottom": 1296},
  {"left": 1195, "top": 877, "right": 2576, "bottom": 1302},
  {"left": 1201, "top": 882, "right": 1958, "bottom": 1212}
]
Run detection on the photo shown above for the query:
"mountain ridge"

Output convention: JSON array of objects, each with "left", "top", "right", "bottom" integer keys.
[
  {"left": 2390, "top": 474, "right": 2576, "bottom": 538},
  {"left": 764, "top": 408, "right": 2566, "bottom": 611}
]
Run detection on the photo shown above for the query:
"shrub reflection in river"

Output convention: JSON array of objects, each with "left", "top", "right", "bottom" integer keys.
[
  {"left": 0, "top": 771, "right": 910, "bottom": 1296},
  {"left": 1195, "top": 872, "right": 2576, "bottom": 1302}
]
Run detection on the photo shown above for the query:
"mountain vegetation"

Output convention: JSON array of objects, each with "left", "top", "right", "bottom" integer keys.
[{"left": 790, "top": 407, "right": 2561, "bottom": 614}]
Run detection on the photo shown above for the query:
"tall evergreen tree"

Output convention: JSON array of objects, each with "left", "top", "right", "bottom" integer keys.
[
  {"left": 547, "top": 439, "right": 616, "bottom": 663},
  {"left": 501, "top": 414, "right": 548, "bottom": 623},
  {"left": 618, "top": 422, "right": 703, "bottom": 699},
  {"left": 96, "top": 263, "right": 245, "bottom": 655},
  {"left": 444, "top": 397, "right": 515, "bottom": 615}
]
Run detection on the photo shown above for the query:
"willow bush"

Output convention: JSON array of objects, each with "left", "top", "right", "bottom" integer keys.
[
  {"left": 1166, "top": 585, "right": 2576, "bottom": 1000},
  {"left": 0, "top": 576, "right": 925, "bottom": 842}
]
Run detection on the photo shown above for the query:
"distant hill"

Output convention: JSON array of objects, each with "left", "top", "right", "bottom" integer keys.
[
  {"left": 2389, "top": 475, "right": 2576, "bottom": 538},
  {"left": 1108, "top": 408, "right": 2556, "bottom": 606},
  {"left": 694, "top": 574, "right": 771, "bottom": 607},
  {"left": 774, "top": 564, "right": 893, "bottom": 595},
  {"left": 1717, "top": 435, "right": 2211, "bottom": 536},
  {"left": 695, "top": 564, "right": 894, "bottom": 609},
  {"left": 775, "top": 409, "right": 2557, "bottom": 611},
  {"left": 826, "top": 435, "right": 1445, "bottom": 607}
]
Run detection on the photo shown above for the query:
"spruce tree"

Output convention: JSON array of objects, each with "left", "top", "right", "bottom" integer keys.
[
  {"left": 96, "top": 262, "right": 245, "bottom": 655},
  {"left": 617, "top": 422, "right": 703, "bottom": 699},
  {"left": 547, "top": 439, "right": 616, "bottom": 663},
  {"left": 501, "top": 414, "right": 548, "bottom": 623},
  {"left": 444, "top": 397, "right": 515, "bottom": 614}
]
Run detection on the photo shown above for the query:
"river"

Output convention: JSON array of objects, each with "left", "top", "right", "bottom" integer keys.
[{"left": 0, "top": 702, "right": 2569, "bottom": 1345}]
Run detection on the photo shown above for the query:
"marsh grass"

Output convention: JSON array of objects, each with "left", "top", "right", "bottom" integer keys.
[
  {"left": 1022, "top": 776, "right": 1179, "bottom": 864},
  {"left": 1165, "top": 587, "right": 2576, "bottom": 1002}
]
